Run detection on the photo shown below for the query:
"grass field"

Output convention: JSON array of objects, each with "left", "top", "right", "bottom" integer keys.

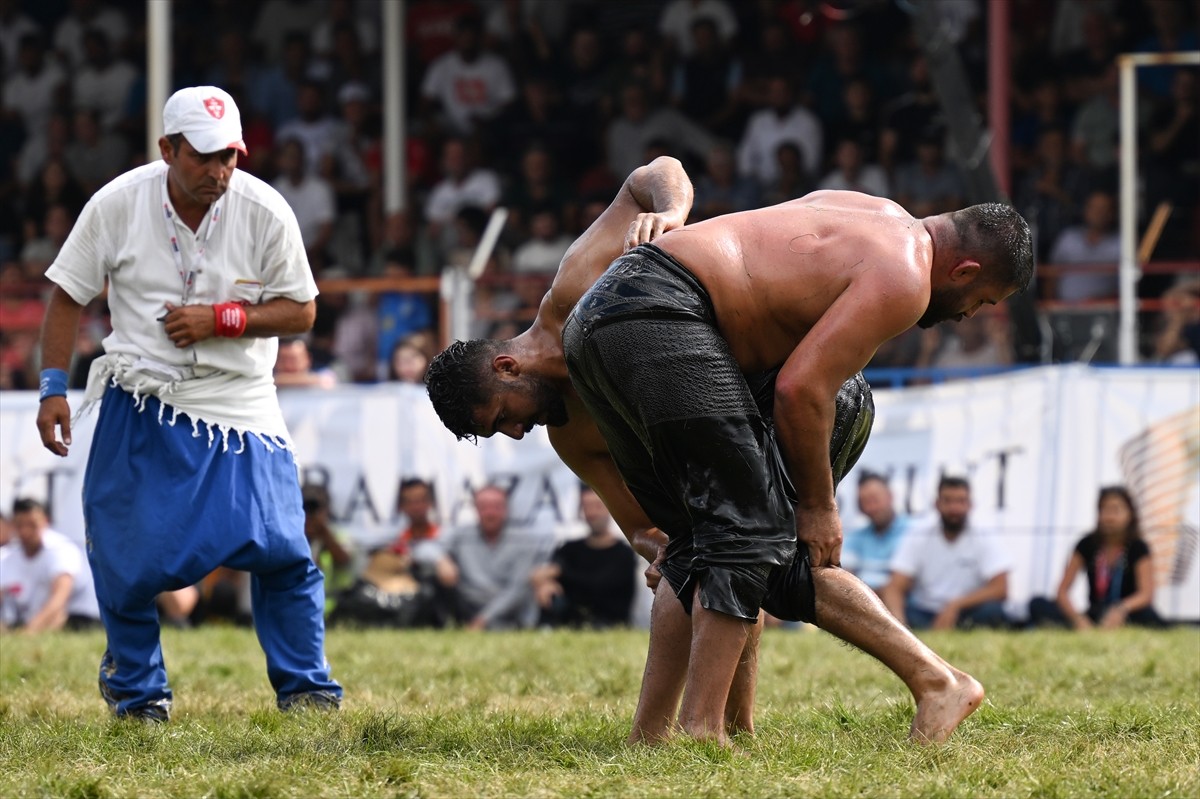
[{"left": 1, "top": 625, "right": 1197, "bottom": 798}]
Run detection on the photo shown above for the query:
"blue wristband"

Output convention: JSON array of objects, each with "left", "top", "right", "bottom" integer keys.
[{"left": 39, "top": 368, "right": 69, "bottom": 401}]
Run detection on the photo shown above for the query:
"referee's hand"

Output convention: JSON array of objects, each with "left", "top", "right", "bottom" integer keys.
[{"left": 37, "top": 396, "right": 72, "bottom": 457}]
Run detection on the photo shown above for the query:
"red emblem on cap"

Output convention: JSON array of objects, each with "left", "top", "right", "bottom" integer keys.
[{"left": 204, "top": 97, "right": 225, "bottom": 119}]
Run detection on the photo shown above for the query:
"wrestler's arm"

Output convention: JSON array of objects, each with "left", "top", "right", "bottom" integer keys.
[
  {"left": 774, "top": 270, "right": 924, "bottom": 567},
  {"left": 621, "top": 156, "right": 694, "bottom": 249},
  {"left": 549, "top": 420, "right": 667, "bottom": 567}
]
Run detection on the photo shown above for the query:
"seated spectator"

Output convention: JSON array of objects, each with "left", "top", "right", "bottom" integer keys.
[
  {"left": 0, "top": 498, "right": 101, "bottom": 633},
  {"left": 1153, "top": 277, "right": 1200, "bottom": 364},
  {"left": 18, "top": 204, "right": 73, "bottom": 281},
  {"left": 691, "top": 143, "right": 760, "bottom": 221},
  {"left": 376, "top": 253, "right": 436, "bottom": 373},
  {"left": 1029, "top": 486, "right": 1166, "bottom": 629},
  {"left": 817, "top": 137, "right": 889, "bottom": 197},
  {"left": 1014, "top": 127, "right": 1092, "bottom": 263},
  {"left": 272, "top": 138, "right": 336, "bottom": 274},
  {"left": 424, "top": 137, "right": 502, "bottom": 258},
  {"left": 824, "top": 77, "right": 883, "bottom": 166},
  {"left": 276, "top": 80, "right": 340, "bottom": 179},
  {"left": 738, "top": 75, "right": 822, "bottom": 190},
  {"left": 72, "top": 29, "right": 137, "bottom": 133},
  {"left": 387, "top": 338, "right": 430, "bottom": 384},
  {"left": 420, "top": 13, "right": 516, "bottom": 138},
  {"left": 64, "top": 108, "right": 130, "bottom": 196},
  {"left": 893, "top": 134, "right": 964, "bottom": 218},
  {"left": 3, "top": 32, "right": 67, "bottom": 149},
  {"left": 669, "top": 16, "right": 744, "bottom": 139},
  {"left": 916, "top": 307, "right": 1014, "bottom": 372},
  {"left": 759, "top": 141, "right": 811, "bottom": 207},
  {"left": 530, "top": 487, "right": 636, "bottom": 629},
  {"left": 302, "top": 484, "right": 355, "bottom": 616},
  {"left": 1047, "top": 190, "right": 1120, "bottom": 302},
  {"left": 882, "top": 477, "right": 1010, "bottom": 630},
  {"left": 843, "top": 473, "right": 910, "bottom": 595},
  {"left": 501, "top": 143, "right": 573, "bottom": 242},
  {"left": 606, "top": 81, "right": 717, "bottom": 181},
  {"left": 437, "top": 485, "right": 554, "bottom": 630},
  {"left": 511, "top": 205, "right": 574, "bottom": 275},
  {"left": 274, "top": 338, "right": 337, "bottom": 389}
]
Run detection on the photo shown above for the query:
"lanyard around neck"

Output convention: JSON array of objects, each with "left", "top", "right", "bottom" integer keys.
[{"left": 160, "top": 171, "right": 222, "bottom": 304}]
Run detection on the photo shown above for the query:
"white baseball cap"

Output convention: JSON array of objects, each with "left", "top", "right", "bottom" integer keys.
[{"left": 163, "top": 86, "right": 247, "bottom": 155}]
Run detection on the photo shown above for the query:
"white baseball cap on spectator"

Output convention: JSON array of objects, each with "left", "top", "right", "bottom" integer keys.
[{"left": 162, "top": 86, "right": 248, "bottom": 155}]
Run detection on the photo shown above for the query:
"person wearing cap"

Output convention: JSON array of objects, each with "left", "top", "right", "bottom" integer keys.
[{"left": 34, "top": 85, "right": 343, "bottom": 722}]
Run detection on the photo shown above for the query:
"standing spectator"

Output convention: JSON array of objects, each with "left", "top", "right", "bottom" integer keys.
[
  {"left": 882, "top": 477, "right": 1011, "bottom": 630},
  {"left": 894, "top": 134, "right": 965, "bottom": 218},
  {"left": 251, "top": 32, "right": 310, "bottom": 130},
  {"left": 692, "top": 143, "right": 761, "bottom": 221},
  {"left": 64, "top": 109, "right": 131, "bottom": 196},
  {"left": 1047, "top": 190, "right": 1120, "bottom": 302},
  {"left": 0, "top": 498, "right": 101, "bottom": 633},
  {"left": 1029, "top": 486, "right": 1165, "bottom": 629},
  {"left": 72, "top": 29, "right": 138, "bottom": 133},
  {"left": 843, "top": 473, "right": 910, "bottom": 595},
  {"left": 3, "top": 33, "right": 67, "bottom": 148},
  {"left": 273, "top": 138, "right": 335, "bottom": 274},
  {"left": 818, "top": 137, "right": 889, "bottom": 197},
  {"left": 328, "top": 82, "right": 381, "bottom": 274},
  {"left": 437, "top": 485, "right": 554, "bottom": 631},
  {"left": 35, "top": 86, "right": 343, "bottom": 720},
  {"left": 738, "top": 75, "right": 823, "bottom": 190},
  {"left": 806, "top": 22, "right": 891, "bottom": 124},
  {"left": 497, "top": 76, "right": 594, "bottom": 187},
  {"left": 420, "top": 14, "right": 516, "bottom": 138},
  {"left": 558, "top": 26, "right": 610, "bottom": 126},
  {"left": 658, "top": 0, "right": 738, "bottom": 57},
  {"left": 606, "top": 82, "right": 718, "bottom": 181},
  {"left": 53, "top": 0, "right": 129, "bottom": 70},
  {"left": 530, "top": 487, "right": 637, "bottom": 629},
  {"left": 737, "top": 19, "right": 805, "bottom": 109}
]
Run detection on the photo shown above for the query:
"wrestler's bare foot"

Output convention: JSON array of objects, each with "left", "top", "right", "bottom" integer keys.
[
  {"left": 909, "top": 668, "right": 985, "bottom": 744},
  {"left": 626, "top": 725, "right": 673, "bottom": 746}
]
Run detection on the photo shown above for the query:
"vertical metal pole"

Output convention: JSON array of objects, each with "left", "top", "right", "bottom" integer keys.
[
  {"left": 383, "top": 0, "right": 406, "bottom": 213},
  {"left": 1117, "top": 55, "right": 1139, "bottom": 365},
  {"left": 987, "top": 0, "right": 1011, "bottom": 199},
  {"left": 146, "top": 0, "right": 171, "bottom": 160}
]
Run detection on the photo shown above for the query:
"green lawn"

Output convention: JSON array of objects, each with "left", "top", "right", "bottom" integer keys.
[{"left": 1, "top": 625, "right": 1197, "bottom": 798}]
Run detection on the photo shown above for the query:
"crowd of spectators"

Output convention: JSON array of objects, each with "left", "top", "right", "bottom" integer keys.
[{"left": 1, "top": 0, "right": 1197, "bottom": 392}]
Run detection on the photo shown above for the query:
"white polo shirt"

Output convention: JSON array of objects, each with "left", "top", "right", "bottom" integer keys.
[
  {"left": 0, "top": 530, "right": 101, "bottom": 627},
  {"left": 889, "top": 522, "right": 1010, "bottom": 614},
  {"left": 47, "top": 161, "right": 318, "bottom": 440}
]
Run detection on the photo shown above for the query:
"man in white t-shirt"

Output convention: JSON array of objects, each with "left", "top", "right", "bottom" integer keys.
[
  {"left": 35, "top": 85, "right": 342, "bottom": 723},
  {"left": 272, "top": 138, "right": 335, "bottom": 272},
  {"left": 420, "top": 14, "right": 515, "bottom": 136},
  {"left": 883, "top": 477, "right": 1011, "bottom": 630},
  {"left": 0, "top": 498, "right": 101, "bottom": 633}
]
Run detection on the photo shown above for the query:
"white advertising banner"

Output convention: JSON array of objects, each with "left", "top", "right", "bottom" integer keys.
[{"left": 2, "top": 365, "right": 1197, "bottom": 620}]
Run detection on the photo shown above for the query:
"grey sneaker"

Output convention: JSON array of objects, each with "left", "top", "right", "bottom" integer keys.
[
  {"left": 122, "top": 702, "right": 171, "bottom": 724},
  {"left": 278, "top": 690, "right": 341, "bottom": 713}
]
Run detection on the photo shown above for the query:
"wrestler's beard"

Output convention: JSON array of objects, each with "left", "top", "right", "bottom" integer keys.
[
  {"left": 917, "top": 284, "right": 966, "bottom": 329},
  {"left": 531, "top": 377, "right": 570, "bottom": 428}
]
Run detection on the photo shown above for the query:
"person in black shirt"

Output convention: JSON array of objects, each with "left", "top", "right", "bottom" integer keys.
[
  {"left": 1029, "top": 486, "right": 1166, "bottom": 629},
  {"left": 531, "top": 487, "right": 636, "bottom": 628}
]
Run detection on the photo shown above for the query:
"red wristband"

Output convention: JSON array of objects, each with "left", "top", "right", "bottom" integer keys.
[{"left": 213, "top": 302, "right": 248, "bottom": 338}]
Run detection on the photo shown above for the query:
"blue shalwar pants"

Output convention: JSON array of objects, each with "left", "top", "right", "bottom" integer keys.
[{"left": 83, "top": 385, "right": 342, "bottom": 716}]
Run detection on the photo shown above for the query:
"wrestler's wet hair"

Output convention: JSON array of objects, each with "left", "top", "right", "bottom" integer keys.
[
  {"left": 951, "top": 203, "right": 1034, "bottom": 294},
  {"left": 425, "top": 338, "right": 504, "bottom": 442}
]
